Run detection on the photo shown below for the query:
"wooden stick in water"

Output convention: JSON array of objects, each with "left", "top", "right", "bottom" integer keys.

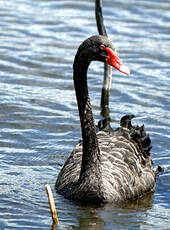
[{"left": 45, "top": 184, "right": 59, "bottom": 225}]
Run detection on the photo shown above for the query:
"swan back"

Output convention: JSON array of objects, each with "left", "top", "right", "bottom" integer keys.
[{"left": 56, "top": 115, "right": 156, "bottom": 204}]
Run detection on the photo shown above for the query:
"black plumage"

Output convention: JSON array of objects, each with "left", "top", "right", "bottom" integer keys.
[{"left": 55, "top": 36, "right": 159, "bottom": 205}]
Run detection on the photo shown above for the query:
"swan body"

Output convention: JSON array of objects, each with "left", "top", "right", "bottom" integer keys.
[
  {"left": 55, "top": 35, "right": 158, "bottom": 205},
  {"left": 56, "top": 116, "right": 156, "bottom": 204}
]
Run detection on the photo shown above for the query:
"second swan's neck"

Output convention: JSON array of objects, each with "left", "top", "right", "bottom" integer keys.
[{"left": 73, "top": 55, "right": 101, "bottom": 179}]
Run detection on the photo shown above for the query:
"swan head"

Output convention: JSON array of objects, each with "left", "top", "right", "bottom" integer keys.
[{"left": 77, "top": 35, "right": 130, "bottom": 75}]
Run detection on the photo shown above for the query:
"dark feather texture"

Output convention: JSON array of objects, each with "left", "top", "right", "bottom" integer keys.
[
  {"left": 55, "top": 36, "right": 159, "bottom": 205},
  {"left": 56, "top": 115, "right": 156, "bottom": 204}
]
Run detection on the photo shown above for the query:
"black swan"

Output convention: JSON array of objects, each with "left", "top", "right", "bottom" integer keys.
[
  {"left": 55, "top": 35, "right": 159, "bottom": 205},
  {"left": 95, "top": 0, "right": 112, "bottom": 115}
]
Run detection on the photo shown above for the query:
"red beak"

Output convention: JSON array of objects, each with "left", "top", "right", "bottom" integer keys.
[{"left": 105, "top": 47, "right": 130, "bottom": 75}]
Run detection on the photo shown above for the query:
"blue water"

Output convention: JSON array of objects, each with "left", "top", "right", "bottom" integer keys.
[{"left": 0, "top": 0, "right": 169, "bottom": 229}]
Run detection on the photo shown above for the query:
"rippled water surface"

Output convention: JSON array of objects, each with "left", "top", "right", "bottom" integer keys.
[{"left": 0, "top": 0, "right": 170, "bottom": 229}]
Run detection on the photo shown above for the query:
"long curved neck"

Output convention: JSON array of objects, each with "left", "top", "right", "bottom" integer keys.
[{"left": 73, "top": 55, "right": 100, "bottom": 179}]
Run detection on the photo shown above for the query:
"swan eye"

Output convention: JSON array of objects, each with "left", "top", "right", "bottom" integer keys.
[{"left": 100, "top": 44, "right": 105, "bottom": 50}]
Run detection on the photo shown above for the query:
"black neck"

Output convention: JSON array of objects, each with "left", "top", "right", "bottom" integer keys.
[
  {"left": 95, "top": 0, "right": 107, "bottom": 36},
  {"left": 73, "top": 55, "right": 100, "bottom": 179}
]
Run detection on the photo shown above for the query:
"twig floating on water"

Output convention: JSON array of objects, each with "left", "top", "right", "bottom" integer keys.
[{"left": 45, "top": 184, "right": 59, "bottom": 225}]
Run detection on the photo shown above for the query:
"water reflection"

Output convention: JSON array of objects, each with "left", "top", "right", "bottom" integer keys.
[{"left": 71, "top": 193, "right": 154, "bottom": 230}]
